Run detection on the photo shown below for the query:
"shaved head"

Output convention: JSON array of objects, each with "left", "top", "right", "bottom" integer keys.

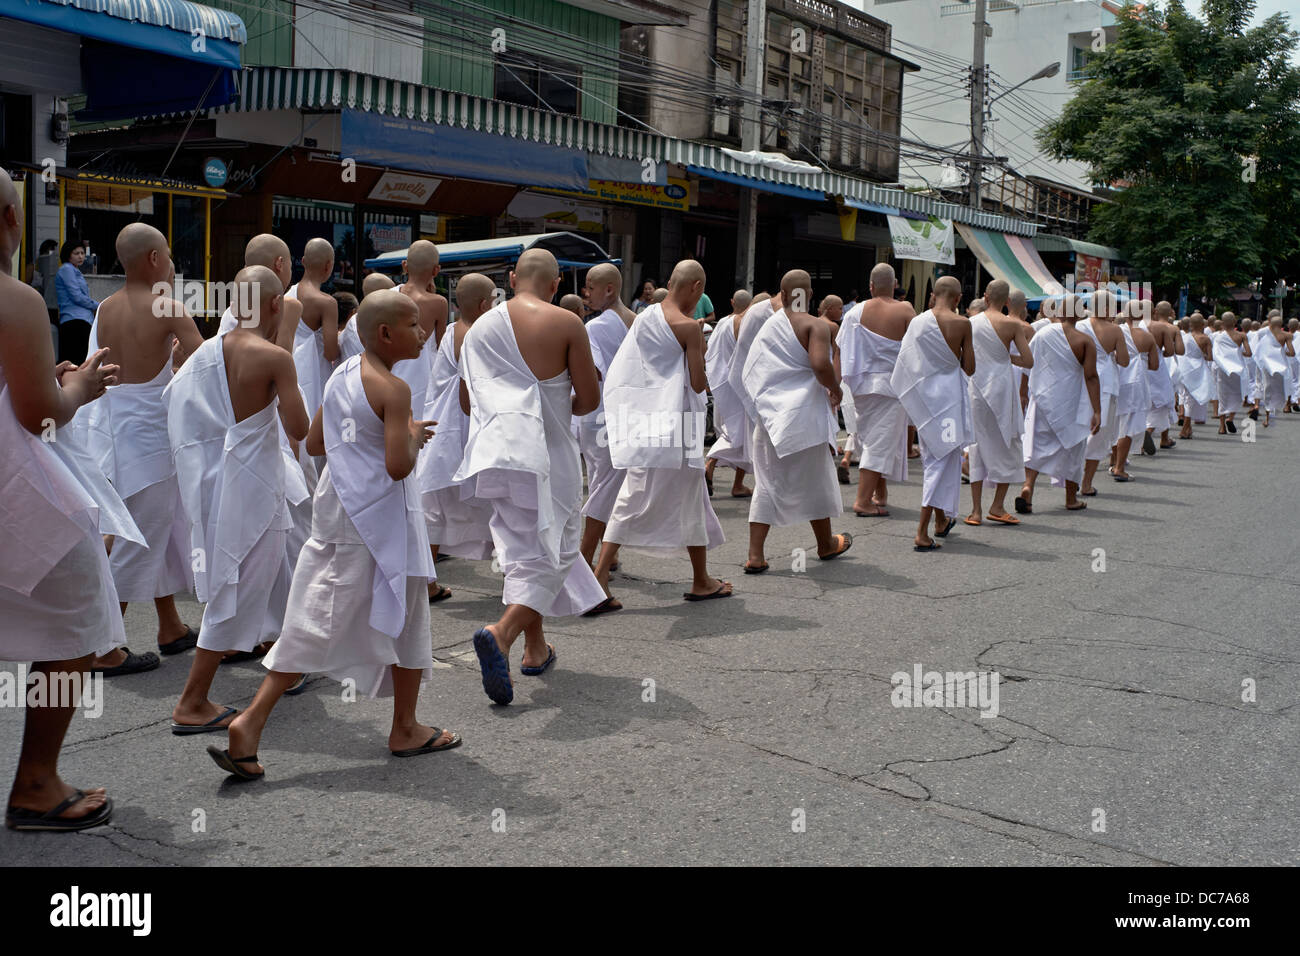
[
  {"left": 1155, "top": 300, "right": 1174, "bottom": 319},
  {"left": 651, "top": 287, "right": 668, "bottom": 303},
  {"left": 356, "top": 288, "right": 417, "bottom": 347},
  {"left": 404, "top": 239, "right": 439, "bottom": 277},
  {"left": 302, "top": 237, "right": 334, "bottom": 273},
  {"left": 455, "top": 273, "right": 496, "bottom": 316},
  {"left": 869, "top": 262, "right": 896, "bottom": 296},
  {"left": 983, "top": 279, "right": 1009, "bottom": 309},
  {"left": 245, "top": 234, "right": 289, "bottom": 270},
  {"left": 0, "top": 166, "right": 15, "bottom": 208},
  {"left": 233, "top": 265, "right": 282, "bottom": 330},
  {"left": 934, "top": 275, "right": 961, "bottom": 306},
  {"left": 362, "top": 273, "right": 395, "bottom": 297},
  {"left": 587, "top": 262, "right": 622, "bottom": 292},
  {"left": 669, "top": 259, "right": 705, "bottom": 290},
  {"left": 967, "top": 297, "right": 985, "bottom": 316},
  {"left": 514, "top": 248, "right": 560, "bottom": 284},
  {"left": 116, "top": 222, "right": 168, "bottom": 270},
  {"left": 1270, "top": 314, "right": 1283, "bottom": 328},
  {"left": 560, "top": 293, "right": 585, "bottom": 317},
  {"left": 0, "top": 169, "right": 20, "bottom": 262},
  {"left": 1092, "top": 289, "right": 1117, "bottom": 320},
  {"left": 731, "top": 289, "right": 752, "bottom": 313},
  {"left": 1005, "top": 290, "right": 1026, "bottom": 318}
]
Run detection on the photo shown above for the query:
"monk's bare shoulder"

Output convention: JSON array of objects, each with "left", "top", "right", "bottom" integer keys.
[{"left": 0, "top": 275, "right": 46, "bottom": 317}]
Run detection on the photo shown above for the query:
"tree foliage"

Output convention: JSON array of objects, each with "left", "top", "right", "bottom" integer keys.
[{"left": 1039, "top": 0, "right": 1300, "bottom": 301}]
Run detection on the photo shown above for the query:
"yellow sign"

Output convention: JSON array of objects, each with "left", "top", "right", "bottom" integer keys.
[{"left": 538, "top": 177, "right": 690, "bottom": 211}]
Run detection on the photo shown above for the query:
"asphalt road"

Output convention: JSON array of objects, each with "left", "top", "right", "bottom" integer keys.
[{"left": 3, "top": 412, "right": 1297, "bottom": 866}]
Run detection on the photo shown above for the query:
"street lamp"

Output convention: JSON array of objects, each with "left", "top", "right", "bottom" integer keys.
[{"left": 988, "top": 62, "right": 1061, "bottom": 107}]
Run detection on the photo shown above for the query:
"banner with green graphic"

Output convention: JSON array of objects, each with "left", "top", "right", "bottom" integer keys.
[{"left": 887, "top": 215, "right": 955, "bottom": 264}]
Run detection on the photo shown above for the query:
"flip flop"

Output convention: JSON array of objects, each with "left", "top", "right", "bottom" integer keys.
[
  {"left": 91, "top": 647, "right": 160, "bottom": 677},
  {"left": 171, "top": 705, "right": 239, "bottom": 736},
  {"left": 6, "top": 791, "right": 113, "bottom": 832},
  {"left": 1080, "top": 489, "right": 1098, "bottom": 497},
  {"left": 392, "top": 729, "right": 462, "bottom": 757},
  {"left": 1142, "top": 433, "right": 1157, "bottom": 455},
  {"left": 683, "top": 583, "right": 732, "bottom": 602},
  {"left": 743, "top": 562, "right": 769, "bottom": 574},
  {"left": 730, "top": 490, "right": 753, "bottom": 498},
  {"left": 1112, "top": 474, "right": 1133, "bottom": 482},
  {"left": 428, "top": 584, "right": 453, "bottom": 604},
  {"left": 1066, "top": 502, "right": 1088, "bottom": 511},
  {"left": 284, "top": 673, "right": 312, "bottom": 696},
  {"left": 221, "top": 642, "right": 272, "bottom": 665},
  {"left": 1014, "top": 496, "right": 1032, "bottom": 515},
  {"left": 935, "top": 518, "right": 956, "bottom": 538},
  {"left": 837, "top": 464, "right": 851, "bottom": 485},
  {"left": 1248, "top": 408, "right": 1259, "bottom": 421},
  {"left": 472, "top": 627, "right": 513, "bottom": 705},
  {"left": 519, "top": 644, "right": 557, "bottom": 676},
  {"left": 854, "top": 508, "right": 890, "bottom": 517},
  {"left": 987, "top": 513, "right": 1020, "bottom": 525},
  {"left": 581, "top": 596, "right": 623, "bottom": 617},
  {"left": 1227, "top": 420, "right": 1237, "bottom": 433},
  {"left": 159, "top": 626, "right": 199, "bottom": 656},
  {"left": 963, "top": 516, "right": 981, "bottom": 526},
  {"left": 1160, "top": 440, "right": 1176, "bottom": 448},
  {"left": 818, "top": 532, "right": 853, "bottom": 560},
  {"left": 206, "top": 747, "right": 264, "bottom": 781},
  {"left": 913, "top": 542, "right": 942, "bottom": 552}
]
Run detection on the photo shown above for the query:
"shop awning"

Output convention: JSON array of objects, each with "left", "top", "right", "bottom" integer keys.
[
  {"left": 365, "top": 232, "right": 615, "bottom": 271},
  {"left": 686, "top": 165, "right": 826, "bottom": 203},
  {"left": 1031, "top": 233, "right": 1125, "bottom": 261},
  {"left": 342, "top": 109, "right": 587, "bottom": 191},
  {"left": 1, "top": 0, "right": 245, "bottom": 66},
  {"left": 956, "top": 223, "right": 1065, "bottom": 299}
]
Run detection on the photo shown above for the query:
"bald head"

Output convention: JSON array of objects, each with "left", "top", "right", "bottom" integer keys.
[
  {"left": 967, "top": 298, "right": 985, "bottom": 317},
  {"left": 983, "top": 279, "right": 1010, "bottom": 310},
  {"left": 233, "top": 265, "right": 283, "bottom": 332},
  {"left": 404, "top": 240, "right": 439, "bottom": 279},
  {"left": 514, "top": 248, "right": 560, "bottom": 286},
  {"left": 302, "top": 237, "right": 334, "bottom": 277},
  {"left": 731, "top": 289, "right": 752, "bottom": 314},
  {"left": 116, "top": 222, "right": 168, "bottom": 271},
  {"left": 1191, "top": 315, "right": 1205, "bottom": 332},
  {"left": 779, "top": 270, "right": 812, "bottom": 314},
  {"left": 934, "top": 275, "right": 961, "bottom": 307},
  {"left": 356, "top": 288, "right": 417, "bottom": 347},
  {"left": 1222, "top": 311, "right": 1236, "bottom": 328},
  {"left": 560, "top": 294, "right": 585, "bottom": 318},
  {"left": 651, "top": 287, "right": 668, "bottom": 303},
  {"left": 245, "top": 234, "right": 289, "bottom": 270},
  {"left": 669, "top": 259, "right": 706, "bottom": 290},
  {"left": 455, "top": 272, "right": 496, "bottom": 320},
  {"left": 362, "top": 272, "right": 395, "bottom": 297},
  {"left": 820, "top": 295, "right": 843, "bottom": 321},
  {"left": 1008, "top": 289, "right": 1027, "bottom": 319},
  {"left": 1270, "top": 314, "right": 1283, "bottom": 328},
  {"left": 587, "top": 262, "right": 622, "bottom": 293},
  {"left": 1154, "top": 300, "right": 1174, "bottom": 320},
  {"left": 869, "top": 263, "right": 896, "bottom": 297},
  {"left": 1092, "top": 289, "right": 1118, "bottom": 320}
]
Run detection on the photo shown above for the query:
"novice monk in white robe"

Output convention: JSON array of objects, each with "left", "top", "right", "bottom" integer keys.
[
  {"left": 704, "top": 288, "right": 753, "bottom": 496},
  {"left": 1112, "top": 306, "right": 1157, "bottom": 479},
  {"left": 416, "top": 273, "right": 495, "bottom": 601},
  {"left": 1016, "top": 305, "right": 1101, "bottom": 512},
  {"left": 743, "top": 270, "right": 851, "bottom": 570},
  {"left": 725, "top": 290, "right": 780, "bottom": 489},
  {"left": 1076, "top": 291, "right": 1129, "bottom": 496},
  {"left": 1285, "top": 319, "right": 1300, "bottom": 410},
  {"left": 1212, "top": 312, "right": 1251, "bottom": 434},
  {"left": 165, "top": 267, "right": 309, "bottom": 734},
  {"left": 964, "top": 280, "right": 1032, "bottom": 525},
  {"left": 392, "top": 240, "right": 448, "bottom": 421},
  {"left": 0, "top": 168, "right": 124, "bottom": 830},
  {"left": 290, "top": 238, "right": 340, "bottom": 428},
  {"left": 339, "top": 274, "right": 397, "bottom": 363},
  {"left": 1177, "top": 317, "right": 1215, "bottom": 436},
  {"left": 840, "top": 263, "right": 913, "bottom": 517},
  {"left": 75, "top": 223, "right": 204, "bottom": 673},
  {"left": 457, "top": 249, "right": 606, "bottom": 705},
  {"left": 594, "top": 260, "right": 730, "bottom": 607},
  {"left": 1253, "top": 316, "right": 1290, "bottom": 426},
  {"left": 217, "top": 234, "right": 301, "bottom": 342},
  {"left": 576, "top": 263, "right": 634, "bottom": 568},
  {"left": 208, "top": 290, "right": 459, "bottom": 780},
  {"left": 891, "top": 275, "right": 974, "bottom": 550},
  {"left": 1142, "top": 301, "right": 1182, "bottom": 451}
]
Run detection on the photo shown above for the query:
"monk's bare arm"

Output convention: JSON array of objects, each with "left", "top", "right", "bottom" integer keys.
[
  {"left": 806, "top": 320, "right": 839, "bottom": 393},
  {"left": 1113, "top": 328, "right": 1130, "bottom": 367},
  {"left": 960, "top": 321, "right": 975, "bottom": 376},
  {"left": 681, "top": 322, "right": 708, "bottom": 394},
  {"left": 381, "top": 376, "right": 422, "bottom": 481},
  {"left": 567, "top": 318, "right": 600, "bottom": 416},
  {"left": 1146, "top": 340, "right": 1160, "bottom": 371},
  {"left": 276, "top": 300, "right": 300, "bottom": 353},
  {"left": 1082, "top": 339, "right": 1101, "bottom": 428},
  {"left": 1172, "top": 328, "right": 1185, "bottom": 355},
  {"left": 161, "top": 299, "right": 204, "bottom": 361},
  {"left": 271, "top": 348, "right": 309, "bottom": 441},
  {"left": 459, "top": 379, "right": 471, "bottom": 417},
  {"left": 432, "top": 294, "right": 449, "bottom": 347},
  {"left": 305, "top": 405, "right": 325, "bottom": 457},
  {"left": 1010, "top": 323, "right": 1033, "bottom": 369},
  {"left": 319, "top": 295, "right": 340, "bottom": 363},
  {"left": 1, "top": 283, "right": 116, "bottom": 431}
]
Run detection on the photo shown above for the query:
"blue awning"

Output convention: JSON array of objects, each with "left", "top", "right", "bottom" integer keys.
[
  {"left": 0, "top": 0, "right": 245, "bottom": 67},
  {"left": 342, "top": 110, "right": 588, "bottom": 191},
  {"left": 845, "top": 197, "right": 900, "bottom": 217},
  {"left": 686, "top": 165, "right": 826, "bottom": 203}
]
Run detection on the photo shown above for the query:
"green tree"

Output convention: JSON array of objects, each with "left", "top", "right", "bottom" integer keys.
[{"left": 1039, "top": 0, "right": 1300, "bottom": 307}]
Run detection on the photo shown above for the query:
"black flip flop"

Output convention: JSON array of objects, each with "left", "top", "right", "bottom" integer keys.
[
  {"left": 520, "top": 644, "right": 557, "bottom": 676},
  {"left": 428, "top": 584, "right": 453, "bottom": 604},
  {"left": 743, "top": 562, "right": 769, "bottom": 574},
  {"left": 221, "top": 642, "right": 272, "bottom": 665},
  {"left": 854, "top": 508, "right": 890, "bottom": 517},
  {"left": 171, "top": 705, "right": 238, "bottom": 736},
  {"left": 913, "top": 542, "right": 942, "bottom": 552},
  {"left": 1014, "top": 496, "right": 1031, "bottom": 515},
  {"left": 818, "top": 532, "right": 853, "bottom": 559},
  {"left": 206, "top": 747, "right": 264, "bottom": 781},
  {"left": 1112, "top": 474, "right": 1133, "bottom": 482},
  {"left": 581, "top": 596, "right": 623, "bottom": 617},
  {"left": 1227, "top": 420, "right": 1237, "bottom": 433},
  {"left": 392, "top": 729, "right": 462, "bottom": 757},
  {"left": 284, "top": 673, "right": 312, "bottom": 696},
  {"left": 683, "top": 584, "right": 732, "bottom": 601},
  {"left": 935, "top": 518, "right": 956, "bottom": 538},
  {"left": 91, "top": 647, "right": 160, "bottom": 677},
  {"left": 1080, "top": 489, "right": 1098, "bottom": 497},
  {"left": 159, "top": 627, "right": 199, "bottom": 656},
  {"left": 6, "top": 790, "right": 113, "bottom": 832}
]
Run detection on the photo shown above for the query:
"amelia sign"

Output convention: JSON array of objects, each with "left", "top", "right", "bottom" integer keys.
[
  {"left": 887, "top": 214, "right": 956, "bottom": 265},
  {"left": 367, "top": 171, "right": 443, "bottom": 205}
]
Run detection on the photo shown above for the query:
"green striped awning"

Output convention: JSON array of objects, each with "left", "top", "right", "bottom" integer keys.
[
  {"left": 192, "top": 67, "right": 1037, "bottom": 238},
  {"left": 956, "top": 223, "right": 1065, "bottom": 298}
]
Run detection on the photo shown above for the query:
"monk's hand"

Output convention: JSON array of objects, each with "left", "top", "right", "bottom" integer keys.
[
  {"left": 1089, "top": 412, "right": 1100, "bottom": 435},
  {"left": 53, "top": 360, "right": 76, "bottom": 384},
  {"left": 411, "top": 418, "right": 436, "bottom": 448},
  {"left": 64, "top": 348, "right": 118, "bottom": 404},
  {"left": 827, "top": 387, "right": 842, "bottom": 412}
]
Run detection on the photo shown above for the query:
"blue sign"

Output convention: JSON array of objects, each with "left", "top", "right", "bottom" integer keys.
[
  {"left": 203, "top": 158, "right": 228, "bottom": 188},
  {"left": 665, "top": 184, "right": 687, "bottom": 199}
]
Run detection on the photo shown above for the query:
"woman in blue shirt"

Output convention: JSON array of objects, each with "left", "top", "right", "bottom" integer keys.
[{"left": 56, "top": 239, "right": 97, "bottom": 364}]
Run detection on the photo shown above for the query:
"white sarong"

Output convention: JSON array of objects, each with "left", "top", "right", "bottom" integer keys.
[
  {"left": 966, "top": 314, "right": 1024, "bottom": 485},
  {"left": 840, "top": 308, "right": 908, "bottom": 481},
  {"left": 1023, "top": 324, "right": 1091, "bottom": 484}
]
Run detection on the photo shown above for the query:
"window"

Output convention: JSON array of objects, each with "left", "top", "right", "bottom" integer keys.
[{"left": 494, "top": 51, "right": 580, "bottom": 115}]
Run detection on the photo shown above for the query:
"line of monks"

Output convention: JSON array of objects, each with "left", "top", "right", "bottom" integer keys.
[{"left": 2, "top": 164, "right": 1293, "bottom": 830}]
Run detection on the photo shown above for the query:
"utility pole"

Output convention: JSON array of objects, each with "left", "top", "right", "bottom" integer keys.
[
  {"left": 735, "top": 0, "right": 766, "bottom": 292},
  {"left": 968, "top": 0, "right": 988, "bottom": 211}
]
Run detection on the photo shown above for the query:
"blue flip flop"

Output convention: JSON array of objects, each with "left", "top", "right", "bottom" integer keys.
[
  {"left": 170, "top": 705, "right": 238, "bottom": 736},
  {"left": 519, "top": 644, "right": 557, "bottom": 677},
  {"left": 472, "top": 628, "right": 514, "bottom": 704}
]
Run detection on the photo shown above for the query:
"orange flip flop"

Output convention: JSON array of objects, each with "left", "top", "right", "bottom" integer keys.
[
  {"left": 987, "top": 513, "right": 1020, "bottom": 525},
  {"left": 963, "top": 516, "right": 981, "bottom": 526}
]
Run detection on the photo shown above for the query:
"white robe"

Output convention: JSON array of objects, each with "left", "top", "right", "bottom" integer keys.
[
  {"left": 1116, "top": 325, "right": 1150, "bottom": 440},
  {"left": 454, "top": 303, "right": 604, "bottom": 616},
  {"left": 392, "top": 333, "right": 434, "bottom": 419},
  {"left": 891, "top": 311, "right": 972, "bottom": 515},
  {"left": 743, "top": 310, "right": 842, "bottom": 526},
  {"left": 601, "top": 305, "right": 722, "bottom": 553},
  {"left": 164, "top": 337, "right": 293, "bottom": 653},
  {"left": 577, "top": 308, "right": 629, "bottom": 523},
  {"left": 0, "top": 367, "right": 128, "bottom": 662},
  {"left": 839, "top": 304, "right": 908, "bottom": 481},
  {"left": 1252, "top": 330, "right": 1289, "bottom": 413},
  {"left": 1211, "top": 331, "right": 1248, "bottom": 411},
  {"left": 725, "top": 298, "right": 775, "bottom": 468},
  {"left": 1077, "top": 318, "right": 1119, "bottom": 461},
  {"left": 1177, "top": 332, "right": 1213, "bottom": 420},
  {"left": 966, "top": 314, "right": 1024, "bottom": 485},
  {"left": 1142, "top": 325, "right": 1177, "bottom": 431},
  {"left": 264, "top": 356, "right": 435, "bottom": 697},
  {"left": 1023, "top": 324, "right": 1092, "bottom": 485},
  {"left": 704, "top": 314, "right": 748, "bottom": 470},
  {"left": 415, "top": 330, "right": 493, "bottom": 558}
]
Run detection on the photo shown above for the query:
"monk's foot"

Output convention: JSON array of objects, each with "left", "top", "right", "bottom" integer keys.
[
  {"left": 221, "top": 641, "right": 273, "bottom": 664},
  {"left": 223, "top": 714, "right": 266, "bottom": 778},
  {"left": 871, "top": 495, "right": 887, "bottom": 507},
  {"left": 965, "top": 512, "right": 982, "bottom": 526},
  {"left": 156, "top": 622, "right": 194, "bottom": 651},
  {"left": 389, "top": 723, "right": 458, "bottom": 754},
  {"left": 92, "top": 648, "right": 127, "bottom": 669},
  {"left": 171, "top": 700, "right": 237, "bottom": 730},
  {"left": 817, "top": 533, "right": 853, "bottom": 560},
  {"left": 1066, "top": 500, "right": 1088, "bottom": 511},
  {"left": 730, "top": 484, "right": 753, "bottom": 497},
  {"left": 854, "top": 505, "right": 889, "bottom": 517},
  {"left": 7, "top": 781, "right": 108, "bottom": 820},
  {"left": 688, "top": 577, "right": 733, "bottom": 598}
]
